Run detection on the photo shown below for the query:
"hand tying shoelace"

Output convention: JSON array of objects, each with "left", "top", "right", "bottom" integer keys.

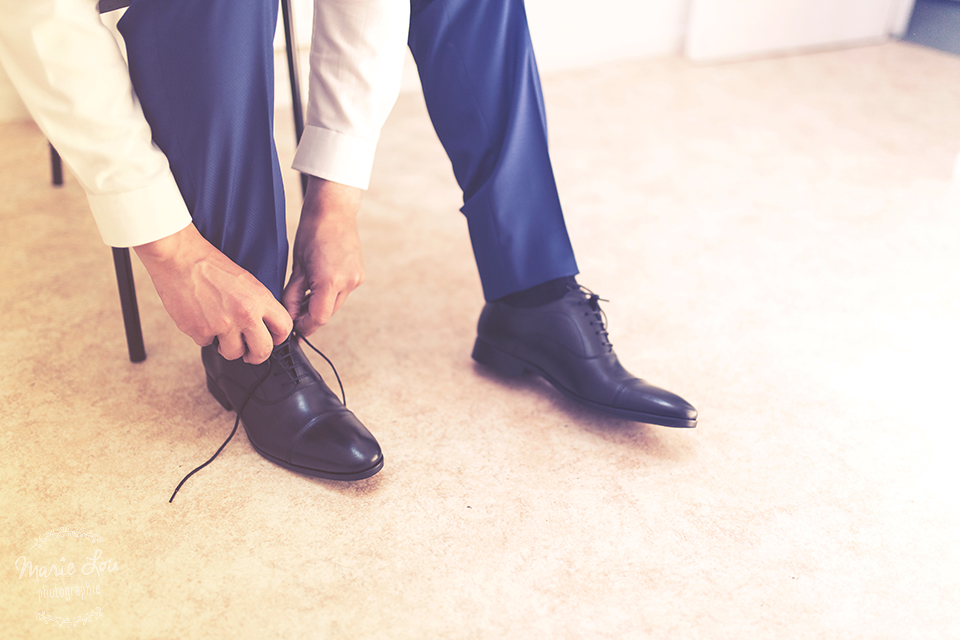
[{"left": 168, "top": 332, "right": 345, "bottom": 503}]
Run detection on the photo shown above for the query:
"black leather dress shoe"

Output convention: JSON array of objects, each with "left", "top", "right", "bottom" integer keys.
[
  {"left": 201, "top": 336, "right": 383, "bottom": 480},
  {"left": 472, "top": 286, "right": 697, "bottom": 427}
]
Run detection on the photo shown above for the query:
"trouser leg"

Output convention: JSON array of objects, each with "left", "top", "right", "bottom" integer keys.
[
  {"left": 408, "top": 0, "right": 579, "bottom": 301},
  {"left": 118, "top": 0, "right": 288, "bottom": 299}
]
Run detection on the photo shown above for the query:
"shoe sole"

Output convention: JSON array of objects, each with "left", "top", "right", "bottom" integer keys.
[
  {"left": 472, "top": 337, "right": 697, "bottom": 428},
  {"left": 206, "top": 375, "right": 385, "bottom": 481},
  {"left": 248, "top": 440, "right": 385, "bottom": 481}
]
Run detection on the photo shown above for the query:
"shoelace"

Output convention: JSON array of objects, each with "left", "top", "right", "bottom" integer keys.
[
  {"left": 572, "top": 285, "right": 613, "bottom": 352},
  {"left": 168, "top": 332, "right": 344, "bottom": 503}
]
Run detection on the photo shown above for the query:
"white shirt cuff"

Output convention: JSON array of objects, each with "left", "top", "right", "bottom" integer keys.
[
  {"left": 291, "top": 125, "right": 379, "bottom": 190},
  {"left": 87, "top": 172, "right": 193, "bottom": 247}
]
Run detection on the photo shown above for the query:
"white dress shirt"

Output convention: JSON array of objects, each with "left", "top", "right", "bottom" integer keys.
[{"left": 0, "top": 0, "right": 409, "bottom": 248}]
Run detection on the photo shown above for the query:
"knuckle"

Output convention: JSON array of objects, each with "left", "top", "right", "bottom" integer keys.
[{"left": 234, "top": 303, "right": 259, "bottom": 326}]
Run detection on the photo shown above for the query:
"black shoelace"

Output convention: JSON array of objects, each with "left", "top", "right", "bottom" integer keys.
[
  {"left": 573, "top": 285, "right": 613, "bottom": 352},
  {"left": 168, "top": 332, "right": 344, "bottom": 503}
]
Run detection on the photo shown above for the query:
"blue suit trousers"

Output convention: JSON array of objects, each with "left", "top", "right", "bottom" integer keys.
[{"left": 119, "top": 0, "right": 578, "bottom": 301}]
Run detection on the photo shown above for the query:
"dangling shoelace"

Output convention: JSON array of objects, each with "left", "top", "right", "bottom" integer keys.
[
  {"left": 168, "top": 332, "right": 345, "bottom": 503},
  {"left": 573, "top": 285, "right": 613, "bottom": 352}
]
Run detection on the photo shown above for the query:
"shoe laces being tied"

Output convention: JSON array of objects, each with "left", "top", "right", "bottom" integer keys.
[
  {"left": 571, "top": 285, "right": 613, "bottom": 352},
  {"left": 270, "top": 337, "right": 312, "bottom": 388},
  {"left": 168, "top": 331, "right": 344, "bottom": 503},
  {"left": 264, "top": 334, "right": 346, "bottom": 402}
]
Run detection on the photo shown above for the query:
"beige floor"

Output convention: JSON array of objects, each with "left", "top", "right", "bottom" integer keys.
[{"left": 2, "top": 41, "right": 960, "bottom": 639}]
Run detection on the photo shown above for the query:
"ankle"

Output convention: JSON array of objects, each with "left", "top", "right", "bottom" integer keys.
[{"left": 497, "top": 275, "right": 578, "bottom": 308}]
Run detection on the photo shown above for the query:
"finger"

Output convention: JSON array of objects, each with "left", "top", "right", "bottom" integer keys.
[
  {"left": 263, "top": 300, "right": 294, "bottom": 346},
  {"left": 193, "top": 333, "right": 216, "bottom": 348},
  {"left": 295, "top": 286, "right": 335, "bottom": 336},
  {"left": 331, "top": 289, "right": 349, "bottom": 318},
  {"left": 298, "top": 292, "right": 312, "bottom": 317},
  {"left": 280, "top": 272, "right": 306, "bottom": 321},
  {"left": 241, "top": 322, "right": 275, "bottom": 365},
  {"left": 217, "top": 332, "right": 246, "bottom": 361}
]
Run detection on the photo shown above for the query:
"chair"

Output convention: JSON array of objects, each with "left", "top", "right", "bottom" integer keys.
[{"left": 49, "top": 0, "right": 308, "bottom": 362}]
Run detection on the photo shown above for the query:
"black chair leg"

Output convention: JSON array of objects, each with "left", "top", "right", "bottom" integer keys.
[
  {"left": 112, "top": 247, "right": 147, "bottom": 363},
  {"left": 280, "top": 0, "right": 308, "bottom": 197},
  {"left": 50, "top": 144, "right": 63, "bottom": 186},
  {"left": 47, "top": 144, "right": 146, "bottom": 361}
]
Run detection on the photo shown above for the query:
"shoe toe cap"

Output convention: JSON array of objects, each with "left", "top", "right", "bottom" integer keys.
[
  {"left": 618, "top": 380, "right": 698, "bottom": 422},
  {"left": 290, "top": 410, "right": 383, "bottom": 477}
]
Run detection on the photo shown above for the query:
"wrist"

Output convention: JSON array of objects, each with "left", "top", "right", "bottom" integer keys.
[
  {"left": 301, "top": 176, "right": 361, "bottom": 222},
  {"left": 133, "top": 223, "right": 208, "bottom": 267}
]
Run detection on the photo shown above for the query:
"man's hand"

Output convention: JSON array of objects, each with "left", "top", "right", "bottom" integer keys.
[
  {"left": 281, "top": 177, "right": 364, "bottom": 336},
  {"left": 134, "top": 224, "right": 293, "bottom": 364}
]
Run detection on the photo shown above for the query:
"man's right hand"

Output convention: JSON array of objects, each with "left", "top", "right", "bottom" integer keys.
[{"left": 134, "top": 224, "right": 293, "bottom": 365}]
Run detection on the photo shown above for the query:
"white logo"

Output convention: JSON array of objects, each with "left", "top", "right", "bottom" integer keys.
[{"left": 12, "top": 527, "right": 118, "bottom": 628}]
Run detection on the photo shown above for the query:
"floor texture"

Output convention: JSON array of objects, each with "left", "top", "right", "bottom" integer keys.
[{"left": 2, "top": 41, "right": 959, "bottom": 639}]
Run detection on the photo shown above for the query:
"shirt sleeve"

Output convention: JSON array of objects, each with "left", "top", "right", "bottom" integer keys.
[
  {"left": 291, "top": 0, "right": 410, "bottom": 190},
  {"left": 0, "top": 0, "right": 191, "bottom": 247}
]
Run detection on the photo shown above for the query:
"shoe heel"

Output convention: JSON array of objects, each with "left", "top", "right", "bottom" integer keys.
[
  {"left": 206, "top": 375, "right": 233, "bottom": 410},
  {"left": 472, "top": 338, "right": 527, "bottom": 377}
]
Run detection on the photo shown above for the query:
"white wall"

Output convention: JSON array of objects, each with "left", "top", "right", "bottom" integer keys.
[
  {"left": 285, "top": 0, "right": 920, "bottom": 72},
  {"left": 524, "top": 0, "right": 688, "bottom": 73},
  {"left": 686, "top": 0, "right": 916, "bottom": 61},
  {"left": 0, "top": 0, "right": 920, "bottom": 123}
]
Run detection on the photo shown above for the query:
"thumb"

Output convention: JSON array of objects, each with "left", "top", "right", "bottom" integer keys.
[{"left": 280, "top": 271, "right": 307, "bottom": 321}]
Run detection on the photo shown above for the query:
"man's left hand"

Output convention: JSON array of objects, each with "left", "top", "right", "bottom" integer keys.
[{"left": 282, "top": 177, "right": 365, "bottom": 336}]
